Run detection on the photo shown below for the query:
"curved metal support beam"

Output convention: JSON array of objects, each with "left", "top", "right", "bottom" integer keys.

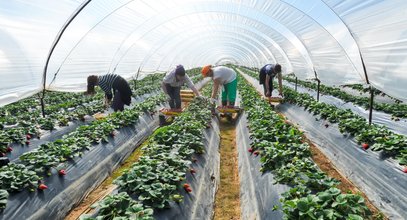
[{"left": 41, "top": 0, "right": 91, "bottom": 117}]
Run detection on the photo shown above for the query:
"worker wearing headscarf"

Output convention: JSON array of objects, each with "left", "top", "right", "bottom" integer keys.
[{"left": 201, "top": 65, "right": 237, "bottom": 107}]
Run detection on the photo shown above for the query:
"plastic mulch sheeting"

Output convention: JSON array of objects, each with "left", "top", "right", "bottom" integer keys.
[
  {"left": 6, "top": 92, "right": 159, "bottom": 162},
  {"left": 153, "top": 118, "right": 220, "bottom": 220},
  {"left": 284, "top": 81, "right": 407, "bottom": 136},
  {"left": 85, "top": 118, "right": 221, "bottom": 220},
  {"left": 278, "top": 103, "right": 407, "bottom": 219},
  {"left": 0, "top": 111, "right": 160, "bottom": 220},
  {"left": 236, "top": 113, "right": 290, "bottom": 220},
  {"left": 239, "top": 70, "right": 407, "bottom": 219}
]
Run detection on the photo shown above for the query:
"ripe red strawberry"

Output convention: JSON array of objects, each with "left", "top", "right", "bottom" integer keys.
[
  {"left": 362, "top": 143, "right": 369, "bottom": 150},
  {"left": 248, "top": 148, "right": 254, "bottom": 153},
  {"left": 26, "top": 134, "right": 32, "bottom": 140},
  {"left": 25, "top": 141, "right": 30, "bottom": 145},
  {"left": 110, "top": 131, "right": 116, "bottom": 137},
  {"left": 254, "top": 151, "right": 260, "bottom": 156},
  {"left": 6, "top": 146, "right": 12, "bottom": 152},
  {"left": 190, "top": 168, "right": 196, "bottom": 175},
  {"left": 38, "top": 184, "right": 48, "bottom": 190},
  {"left": 185, "top": 187, "right": 192, "bottom": 193},
  {"left": 183, "top": 183, "right": 190, "bottom": 188},
  {"left": 58, "top": 169, "right": 66, "bottom": 176},
  {"left": 324, "top": 124, "right": 329, "bottom": 128},
  {"left": 403, "top": 167, "right": 407, "bottom": 173}
]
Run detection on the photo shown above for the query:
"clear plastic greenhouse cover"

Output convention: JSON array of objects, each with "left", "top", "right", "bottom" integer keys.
[{"left": 1, "top": 0, "right": 407, "bottom": 106}]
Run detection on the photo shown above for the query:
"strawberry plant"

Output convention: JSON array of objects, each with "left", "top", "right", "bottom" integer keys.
[
  {"left": 82, "top": 192, "right": 153, "bottom": 220},
  {"left": 0, "top": 163, "right": 39, "bottom": 192},
  {"left": 0, "top": 189, "right": 8, "bottom": 210},
  {"left": 282, "top": 187, "right": 370, "bottom": 220},
  {"left": 113, "top": 94, "right": 212, "bottom": 210},
  {"left": 236, "top": 70, "right": 372, "bottom": 219},
  {"left": 283, "top": 76, "right": 407, "bottom": 118}
]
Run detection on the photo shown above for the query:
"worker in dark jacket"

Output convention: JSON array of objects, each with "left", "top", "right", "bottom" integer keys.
[
  {"left": 259, "top": 64, "right": 283, "bottom": 97},
  {"left": 86, "top": 73, "right": 132, "bottom": 112}
]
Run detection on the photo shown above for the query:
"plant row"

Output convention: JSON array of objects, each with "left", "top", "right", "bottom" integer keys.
[
  {"left": 283, "top": 76, "right": 407, "bottom": 118},
  {"left": 0, "top": 93, "right": 166, "bottom": 211},
  {"left": 236, "top": 72, "right": 373, "bottom": 220},
  {"left": 241, "top": 68, "right": 407, "bottom": 167},
  {"left": 0, "top": 73, "right": 167, "bottom": 155},
  {"left": 341, "top": 84, "right": 401, "bottom": 103},
  {"left": 82, "top": 87, "right": 213, "bottom": 219}
]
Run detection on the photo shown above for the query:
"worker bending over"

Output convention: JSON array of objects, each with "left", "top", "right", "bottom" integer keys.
[
  {"left": 86, "top": 73, "right": 132, "bottom": 112},
  {"left": 161, "top": 65, "right": 200, "bottom": 111},
  {"left": 201, "top": 65, "right": 237, "bottom": 107},
  {"left": 259, "top": 64, "right": 283, "bottom": 97}
]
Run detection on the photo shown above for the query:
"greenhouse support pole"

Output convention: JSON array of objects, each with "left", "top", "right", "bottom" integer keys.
[
  {"left": 369, "top": 87, "right": 374, "bottom": 125},
  {"left": 295, "top": 77, "right": 298, "bottom": 92},
  {"left": 134, "top": 67, "right": 141, "bottom": 91},
  {"left": 317, "top": 79, "right": 321, "bottom": 102},
  {"left": 40, "top": 0, "right": 92, "bottom": 117}
]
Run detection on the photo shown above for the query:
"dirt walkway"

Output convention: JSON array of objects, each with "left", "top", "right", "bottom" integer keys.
[{"left": 213, "top": 118, "right": 241, "bottom": 220}]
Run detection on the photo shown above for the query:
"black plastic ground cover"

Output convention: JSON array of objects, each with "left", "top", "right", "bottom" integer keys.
[
  {"left": 153, "top": 118, "right": 220, "bottom": 220},
  {"left": 6, "top": 92, "right": 158, "bottom": 162},
  {"left": 0, "top": 110, "right": 161, "bottom": 220},
  {"left": 284, "top": 81, "right": 407, "bottom": 136},
  {"left": 339, "top": 86, "right": 397, "bottom": 104},
  {"left": 84, "top": 117, "right": 221, "bottom": 220},
  {"left": 278, "top": 103, "right": 407, "bottom": 219},
  {"left": 236, "top": 114, "right": 289, "bottom": 220},
  {"left": 239, "top": 71, "right": 407, "bottom": 219}
]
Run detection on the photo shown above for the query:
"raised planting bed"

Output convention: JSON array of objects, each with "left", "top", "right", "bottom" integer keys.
[
  {"left": 239, "top": 68, "right": 407, "bottom": 167},
  {"left": 238, "top": 68, "right": 406, "bottom": 219},
  {"left": 80, "top": 95, "right": 221, "bottom": 220},
  {"left": 283, "top": 76, "right": 407, "bottom": 119},
  {"left": 0, "top": 94, "right": 166, "bottom": 219},
  {"left": 0, "top": 73, "right": 166, "bottom": 159},
  {"left": 281, "top": 80, "right": 407, "bottom": 136},
  {"left": 236, "top": 72, "right": 381, "bottom": 220}
]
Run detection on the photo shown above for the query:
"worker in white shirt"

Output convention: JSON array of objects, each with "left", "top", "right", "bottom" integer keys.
[
  {"left": 161, "top": 65, "right": 200, "bottom": 111},
  {"left": 201, "top": 65, "right": 237, "bottom": 107}
]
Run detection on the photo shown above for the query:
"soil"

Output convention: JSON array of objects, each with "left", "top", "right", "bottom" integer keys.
[
  {"left": 213, "top": 117, "right": 241, "bottom": 220},
  {"left": 64, "top": 143, "right": 145, "bottom": 220},
  {"left": 281, "top": 115, "right": 387, "bottom": 220}
]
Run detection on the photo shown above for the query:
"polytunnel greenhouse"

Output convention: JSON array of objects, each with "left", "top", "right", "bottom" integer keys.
[{"left": 1, "top": 0, "right": 407, "bottom": 219}]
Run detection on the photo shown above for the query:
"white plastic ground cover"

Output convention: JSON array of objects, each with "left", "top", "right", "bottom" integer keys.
[
  {"left": 240, "top": 70, "right": 407, "bottom": 219},
  {"left": 0, "top": 112, "right": 160, "bottom": 220},
  {"left": 1, "top": 1, "right": 407, "bottom": 104}
]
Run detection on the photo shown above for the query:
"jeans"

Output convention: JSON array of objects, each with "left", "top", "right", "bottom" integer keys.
[
  {"left": 165, "top": 84, "right": 181, "bottom": 109},
  {"left": 262, "top": 76, "right": 274, "bottom": 96},
  {"left": 112, "top": 90, "right": 125, "bottom": 112}
]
